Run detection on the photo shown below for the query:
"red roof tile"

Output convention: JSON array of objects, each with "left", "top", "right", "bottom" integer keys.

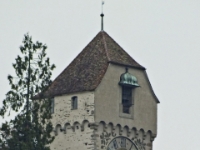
[{"left": 34, "top": 31, "right": 145, "bottom": 99}]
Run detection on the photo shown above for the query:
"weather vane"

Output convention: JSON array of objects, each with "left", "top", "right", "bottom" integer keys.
[
  {"left": 102, "top": 0, "right": 104, "bottom": 13},
  {"left": 100, "top": 0, "right": 105, "bottom": 31}
]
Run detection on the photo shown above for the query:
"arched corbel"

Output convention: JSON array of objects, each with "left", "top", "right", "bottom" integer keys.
[
  {"left": 54, "top": 124, "right": 62, "bottom": 136},
  {"left": 64, "top": 123, "right": 71, "bottom": 134},
  {"left": 150, "top": 134, "right": 157, "bottom": 142},
  {"left": 119, "top": 129, "right": 123, "bottom": 135},
  {"left": 71, "top": 126, "right": 75, "bottom": 132},
  {"left": 135, "top": 130, "right": 139, "bottom": 138},
  {"left": 89, "top": 123, "right": 98, "bottom": 131},
  {"left": 104, "top": 124, "right": 108, "bottom": 132},
  {"left": 143, "top": 132, "right": 147, "bottom": 140},
  {"left": 127, "top": 129, "right": 131, "bottom": 137},
  {"left": 81, "top": 124, "right": 84, "bottom": 131},
  {"left": 60, "top": 127, "right": 66, "bottom": 133}
]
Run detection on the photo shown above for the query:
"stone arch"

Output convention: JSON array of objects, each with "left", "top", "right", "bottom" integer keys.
[
  {"left": 145, "top": 130, "right": 152, "bottom": 142},
  {"left": 55, "top": 124, "right": 62, "bottom": 136},
  {"left": 147, "top": 130, "right": 154, "bottom": 141},
  {"left": 138, "top": 129, "right": 145, "bottom": 140},
  {"left": 144, "top": 130, "right": 153, "bottom": 150},
  {"left": 64, "top": 122, "right": 72, "bottom": 134},
  {"left": 98, "top": 121, "right": 106, "bottom": 133},
  {"left": 122, "top": 125, "right": 129, "bottom": 137},
  {"left": 130, "top": 127, "right": 137, "bottom": 139},
  {"left": 107, "top": 122, "right": 114, "bottom": 133},
  {"left": 147, "top": 130, "right": 152, "bottom": 136},
  {"left": 115, "top": 124, "right": 122, "bottom": 135},
  {"left": 82, "top": 120, "right": 90, "bottom": 131},
  {"left": 73, "top": 121, "right": 81, "bottom": 132}
]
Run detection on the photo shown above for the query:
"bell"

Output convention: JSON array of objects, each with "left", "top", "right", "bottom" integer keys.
[{"left": 119, "top": 69, "right": 139, "bottom": 88}]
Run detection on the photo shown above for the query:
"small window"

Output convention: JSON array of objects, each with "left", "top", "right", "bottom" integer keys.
[
  {"left": 71, "top": 96, "right": 78, "bottom": 110},
  {"left": 51, "top": 98, "right": 54, "bottom": 114},
  {"left": 122, "top": 86, "right": 132, "bottom": 114}
]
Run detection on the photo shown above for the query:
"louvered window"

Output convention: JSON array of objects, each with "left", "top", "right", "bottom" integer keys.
[{"left": 122, "top": 86, "right": 132, "bottom": 114}]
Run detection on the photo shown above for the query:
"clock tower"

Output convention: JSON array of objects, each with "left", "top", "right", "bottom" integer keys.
[{"left": 38, "top": 26, "right": 159, "bottom": 150}]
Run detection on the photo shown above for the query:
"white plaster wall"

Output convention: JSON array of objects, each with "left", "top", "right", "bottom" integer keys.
[
  {"left": 50, "top": 92, "right": 95, "bottom": 150},
  {"left": 94, "top": 63, "right": 158, "bottom": 135}
]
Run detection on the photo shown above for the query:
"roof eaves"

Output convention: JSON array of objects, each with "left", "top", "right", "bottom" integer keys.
[{"left": 144, "top": 71, "right": 160, "bottom": 103}]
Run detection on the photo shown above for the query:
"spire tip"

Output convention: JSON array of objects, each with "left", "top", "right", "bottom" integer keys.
[{"left": 100, "top": 1, "right": 105, "bottom": 31}]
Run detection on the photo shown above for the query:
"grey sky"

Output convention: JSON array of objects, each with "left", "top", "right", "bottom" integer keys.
[{"left": 0, "top": 1, "right": 200, "bottom": 149}]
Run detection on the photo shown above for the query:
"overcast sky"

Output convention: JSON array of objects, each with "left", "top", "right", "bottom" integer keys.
[{"left": 0, "top": 1, "right": 200, "bottom": 149}]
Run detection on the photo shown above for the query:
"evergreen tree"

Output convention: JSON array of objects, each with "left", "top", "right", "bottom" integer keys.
[{"left": 0, "top": 34, "right": 56, "bottom": 150}]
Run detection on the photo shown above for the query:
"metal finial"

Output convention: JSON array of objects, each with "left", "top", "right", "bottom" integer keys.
[{"left": 100, "top": 1, "right": 104, "bottom": 31}]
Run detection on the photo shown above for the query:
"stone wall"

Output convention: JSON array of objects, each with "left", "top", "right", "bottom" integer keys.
[
  {"left": 51, "top": 121, "right": 155, "bottom": 150},
  {"left": 51, "top": 121, "right": 95, "bottom": 150},
  {"left": 94, "top": 122, "right": 155, "bottom": 150},
  {"left": 49, "top": 63, "right": 158, "bottom": 150},
  {"left": 50, "top": 92, "right": 95, "bottom": 150}
]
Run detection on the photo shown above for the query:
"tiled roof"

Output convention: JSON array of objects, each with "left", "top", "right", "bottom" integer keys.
[{"left": 34, "top": 31, "right": 145, "bottom": 99}]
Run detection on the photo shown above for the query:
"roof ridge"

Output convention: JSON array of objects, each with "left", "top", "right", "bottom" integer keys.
[
  {"left": 102, "top": 31, "right": 145, "bottom": 69},
  {"left": 101, "top": 31, "right": 111, "bottom": 62},
  {"left": 48, "top": 31, "right": 103, "bottom": 87}
]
